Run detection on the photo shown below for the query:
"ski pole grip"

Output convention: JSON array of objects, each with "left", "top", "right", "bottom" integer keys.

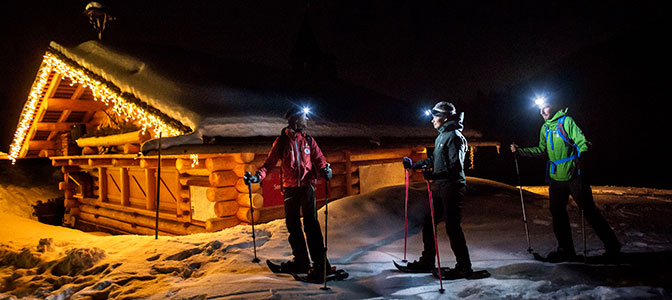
[{"left": 325, "top": 163, "right": 331, "bottom": 182}]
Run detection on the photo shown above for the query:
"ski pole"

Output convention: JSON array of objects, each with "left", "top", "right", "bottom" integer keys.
[
  {"left": 246, "top": 178, "right": 260, "bottom": 263},
  {"left": 426, "top": 180, "right": 445, "bottom": 293},
  {"left": 403, "top": 169, "right": 409, "bottom": 262},
  {"left": 514, "top": 153, "right": 533, "bottom": 253},
  {"left": 321, "top": 164, "right": 331, "bottom": 290},
  {"left": 581, "top": 208, "right": 587, "bottom": 258}
]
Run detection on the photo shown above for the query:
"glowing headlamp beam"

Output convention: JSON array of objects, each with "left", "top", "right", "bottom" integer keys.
[{"left": 534, "top": 96, "right": 547, "bottom": 109}]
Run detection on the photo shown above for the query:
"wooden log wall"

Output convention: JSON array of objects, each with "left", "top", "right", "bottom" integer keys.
[
  {"left": 320, "top": 146, "right": 428, "bottom": 198},
  {"left": 199, "top": 153, "right": 260, "bottom": 228},
  {"left": 50, "top": 146, "right": 429, "bottom": 235},
  {"left": 251, "top": 146, "right": 427, "bottom": 224},
  {"left": 53, "top": 155, "right": 207, "bottom": 235}
]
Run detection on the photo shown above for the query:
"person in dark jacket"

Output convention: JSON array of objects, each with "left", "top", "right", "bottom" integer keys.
[
  {"left": 402, "top": 101, "right": 473, "bottom": 276},
  {"left": 511, "top": 98, "right": 621, "bottom": 262},
  {"left": 245, "top": 107, "right": 333, "bottom": 280}
]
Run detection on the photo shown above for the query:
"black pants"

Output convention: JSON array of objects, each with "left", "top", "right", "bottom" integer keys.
[
  {"left": 549, "top": 175, "right": 621, "bottom": 252},
  {"left": 284, "top": 185, "right": 329, "bottom": 268},
  {"left": 421, "top": 180, "right": 471, "bottom": 268}
]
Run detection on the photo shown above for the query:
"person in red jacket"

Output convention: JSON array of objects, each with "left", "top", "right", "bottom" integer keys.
[{"left": 245, "top": 107, "right": 333, "bottom": 280}]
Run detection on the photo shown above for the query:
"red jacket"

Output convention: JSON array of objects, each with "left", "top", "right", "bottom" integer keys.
[{"left": 257, "top": 128, "right": 328, "bottom": 187}]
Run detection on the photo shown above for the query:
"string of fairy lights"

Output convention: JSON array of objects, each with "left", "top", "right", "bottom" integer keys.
[
  {"left": 8, "top": 48, "right": 191, "bottom": 163},
  {"left": 7, "top": 61, "right": 53, "bottom": 164},
  {"left": 7, "top": 47, "right": 502, "bottom": 170}
]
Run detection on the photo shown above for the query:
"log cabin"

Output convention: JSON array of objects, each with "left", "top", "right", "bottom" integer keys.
[{"left": 7, "top": 39, "right": 499, "bottom": 235}]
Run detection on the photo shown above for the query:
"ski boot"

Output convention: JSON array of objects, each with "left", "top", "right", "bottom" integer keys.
[
  {"left": 545, "top": 248, "right": 580, "bottom": 263},
  {"left": 280, "top": 260, "right": 311, "bottom": 274},
  {"left": 405, "top": 256, "right": 436, "bottom": 272}
]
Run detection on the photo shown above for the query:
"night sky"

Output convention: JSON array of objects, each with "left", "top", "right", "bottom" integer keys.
[{"left": 1, "top": 1, "right": 668, "bottom": 188}]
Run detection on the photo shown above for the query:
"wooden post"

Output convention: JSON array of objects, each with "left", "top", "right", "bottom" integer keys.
[
  {"left": 344, "top": 150, "right": 353, "bottom": 196},
  {"left": 175, "top": 168, "right": 185, "bottom": 219},
  {"left": 146, "top": 168, "right": 156, "bottom": 210},
  {"left": 98, "top": 167, "right": 108, "bottom": 202},
  {"left": 62, "top": 166, "right": 77, "bottom": 215},
  {"left": 120, "top": 168, "right": 129, "bottom": 206}
]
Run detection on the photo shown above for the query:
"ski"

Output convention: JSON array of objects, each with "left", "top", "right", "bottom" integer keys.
[
  {"left": 393, "top": 260, "right": 438, "bottom": 273},
  {"left": 432, "top": 268, "right": 491, "bottom": 280},
  {"left": 291, "top": 269, "right": 349, "bottom": 284}
]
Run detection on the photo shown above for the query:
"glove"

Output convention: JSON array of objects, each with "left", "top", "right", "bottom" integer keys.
[
  {"left": 321, "top": 164, "right": 333, "bottom": 180},
  {"left": 402, "top": 157, "right": 413, "bottom": 170},
  {"left": 577, "top": 152, "right": 586, "bottom": 173},
  {"left": 243, "top": 171, "right": 260, "bottom": 185},
  {"left": 422, "top": 169, "right": 434, "bottom": 180}
]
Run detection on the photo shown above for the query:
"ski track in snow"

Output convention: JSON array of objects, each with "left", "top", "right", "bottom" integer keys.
[{"left": 1, "top": 178, "right": 671, "bottom": 299}]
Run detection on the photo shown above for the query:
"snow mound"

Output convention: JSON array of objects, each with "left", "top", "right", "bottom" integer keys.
[
  {"left": 1, "top": 178, "right": 671, "bottom": 299},
  {"left": 0, "top": 160, "right": 62, "bottom": 219}
]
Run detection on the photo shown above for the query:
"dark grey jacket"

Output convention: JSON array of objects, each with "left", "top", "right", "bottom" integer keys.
[{"left": 413, "top": 113, "right": 467, "bottom": 184}]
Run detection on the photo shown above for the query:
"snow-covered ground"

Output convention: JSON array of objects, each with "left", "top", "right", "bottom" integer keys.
[{"left": 1, "top": 177, "right": 671, "bottom": 299}]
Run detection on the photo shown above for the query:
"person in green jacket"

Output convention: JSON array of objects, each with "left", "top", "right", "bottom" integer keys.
[
  {"left": 511, "top": 99, "right": 621, "bottom": 262},
  {"left": 402, "top": 101, "right": 472, "bottom": 276}
]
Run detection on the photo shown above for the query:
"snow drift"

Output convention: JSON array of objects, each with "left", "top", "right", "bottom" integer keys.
[{"left": 1, "top": 177, "right": 671, "bottom": 299}]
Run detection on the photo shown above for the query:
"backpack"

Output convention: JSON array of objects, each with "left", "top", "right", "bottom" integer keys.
[
  {"left": 277, "top": 127, "right": 314, "bottom": 193},
  {"left": 544, "top": 115, "right": 581, "bottom": 176}
]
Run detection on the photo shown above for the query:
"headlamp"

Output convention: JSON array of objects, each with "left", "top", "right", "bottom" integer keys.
[
  {"left": 301, "top": 107, "right": 311, "bottom": 120},
  {"left": 284, "top": 105, "right": 312, "bottom": 121},
  {"left": 534, "top": 96, "right": 547, "bottom": 109}
]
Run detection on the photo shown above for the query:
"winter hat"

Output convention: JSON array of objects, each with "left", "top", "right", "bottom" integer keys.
[{"left": 430, "top": 101, "right": 456, "bottom": 118}]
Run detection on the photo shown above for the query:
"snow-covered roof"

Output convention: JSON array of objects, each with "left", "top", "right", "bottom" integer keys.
[{"left": 50, "top": 40, "right": 480, "bottom": 140}]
